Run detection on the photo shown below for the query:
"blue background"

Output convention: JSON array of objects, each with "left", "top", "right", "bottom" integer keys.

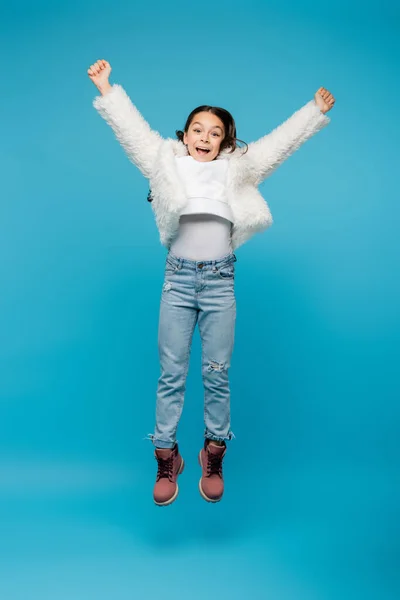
[{"left": 1, "top": 0, "right": 399, "bottom": 598}]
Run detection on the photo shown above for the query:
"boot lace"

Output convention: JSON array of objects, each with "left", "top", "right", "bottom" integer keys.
[
  {"left": 207, "top": 452, "right": 223, "bottom": 478},
  {"left": 156, "top": 455, "right": 174, "bottom": 482}
]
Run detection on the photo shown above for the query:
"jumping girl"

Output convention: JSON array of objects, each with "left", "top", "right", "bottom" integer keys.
[{"left": 87, "top": 59, "right": 335, "bottom": 506}]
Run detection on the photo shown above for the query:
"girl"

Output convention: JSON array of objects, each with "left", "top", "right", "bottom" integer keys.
[{"left": 88, "top": 59, "right": 335, "bottom": 506}]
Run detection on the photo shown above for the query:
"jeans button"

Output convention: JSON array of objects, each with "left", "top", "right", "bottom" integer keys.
[{"left": 198, "top": 263, "right": 204, "bottom": 269}]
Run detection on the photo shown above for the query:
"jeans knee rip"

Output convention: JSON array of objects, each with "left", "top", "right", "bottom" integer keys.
[
  {"left": 163, "top": 282, "right": 172, "bottom": 292},
  {"left": 207, "top": 360, "right": 225, "bottom": 373}
]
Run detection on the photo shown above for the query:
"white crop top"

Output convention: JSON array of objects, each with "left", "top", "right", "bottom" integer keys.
[{"left": 174, "top": 156, "right": 234, "bottom": 223}]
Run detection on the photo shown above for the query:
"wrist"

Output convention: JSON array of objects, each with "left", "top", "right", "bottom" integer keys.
[
  {"left": 313, "top": 98, "right": 325, "bottom": 114},
  {"left": 98, "top": 82, "right": 112, "bottom": 96}
]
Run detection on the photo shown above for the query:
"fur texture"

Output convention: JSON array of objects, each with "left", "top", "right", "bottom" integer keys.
[{"left": 93, "top": 84, "right": 330, "bottom": 250}]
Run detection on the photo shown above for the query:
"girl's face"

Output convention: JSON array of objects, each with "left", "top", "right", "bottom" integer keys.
[{"left": 183, "top": 111, "right": 225, "bottom": 162}]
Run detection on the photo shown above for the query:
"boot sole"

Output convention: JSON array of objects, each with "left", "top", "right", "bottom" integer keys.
[
  {"left": 198, "top": 451, "right": 222, "bottom": 503},
  {"left": 154, "top": 458, "right": 185, "bottom": 507}
]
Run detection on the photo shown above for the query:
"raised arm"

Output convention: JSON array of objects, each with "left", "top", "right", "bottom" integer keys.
[
  {"left": 88, "top": 59, "right": 163, "bottom": 179},
  {"left": 242, "top": 87, "right": 335, "bottom": 184}
]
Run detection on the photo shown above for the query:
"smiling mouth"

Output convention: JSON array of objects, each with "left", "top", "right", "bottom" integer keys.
[{"left": 196, "top": 147, "right": 211, "bottom": 155}]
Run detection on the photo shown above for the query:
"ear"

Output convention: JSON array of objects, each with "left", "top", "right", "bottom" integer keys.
[{"left": 183, "top": 132, "right": 188, "bottom": 145}]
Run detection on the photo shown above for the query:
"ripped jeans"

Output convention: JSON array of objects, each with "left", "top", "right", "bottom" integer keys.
[{"left": 151, "top": 251, "right": 237, "bottom": 449}]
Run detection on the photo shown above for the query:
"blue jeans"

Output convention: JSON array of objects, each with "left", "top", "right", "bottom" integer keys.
[{"left": 151, "top": 251, "right": 237, "bottom": 449}]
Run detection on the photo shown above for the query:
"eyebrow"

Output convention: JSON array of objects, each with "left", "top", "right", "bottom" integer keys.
[{"left": 192, "top": 121, "right": 224, "bottom": 131}]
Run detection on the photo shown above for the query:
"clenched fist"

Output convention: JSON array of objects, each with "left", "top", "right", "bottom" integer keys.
[
  {"left": 88, "top": 59, "right": 112, "bottom": 95},
  {"left": 314, "top": 87, "right": 335, "bottom": 114}
]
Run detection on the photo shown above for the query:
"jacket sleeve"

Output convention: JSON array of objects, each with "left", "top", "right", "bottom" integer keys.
[
  {"left": 242, "top": 99, "right": 330, "bottom": 184},
  {"left": 93, "top": 84, "right": 163, "bottom": 179}
]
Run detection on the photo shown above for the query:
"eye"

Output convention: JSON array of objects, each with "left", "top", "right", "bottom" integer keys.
[
  {"left": 212, "top": 132, "right": 220, "bottom": 137},
  {"left": 194, "top": 129, "right": 201, "bottom": 133}
]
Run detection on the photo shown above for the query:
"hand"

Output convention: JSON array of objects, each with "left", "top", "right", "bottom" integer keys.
[
  {"left": 87, "top": 59, "right": 112, "bottom": 95},
  {"left": 314, "top": 87, "right": 335, "bottom": 114}
]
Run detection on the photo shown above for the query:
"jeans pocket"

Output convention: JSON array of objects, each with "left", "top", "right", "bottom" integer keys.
[
  {"left": 217, "top": 264, "right": 235, "bottom": 280},
  {"left": 165, "top": 259, "right": 178, "bottom": 275}
]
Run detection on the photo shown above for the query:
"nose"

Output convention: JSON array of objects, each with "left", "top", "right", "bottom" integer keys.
[{"left": 200, "top": 135, "right": 210, "bottom": 144}]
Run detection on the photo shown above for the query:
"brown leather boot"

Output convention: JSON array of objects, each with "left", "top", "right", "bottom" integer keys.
[
  {"left": 198, "top": 440, "right": 226, "bottom": 503},
  {"left": 153, "top": 444, "right": 184, "bottom": 506}
]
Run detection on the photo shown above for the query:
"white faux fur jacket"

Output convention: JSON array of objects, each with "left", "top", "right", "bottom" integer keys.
[{"left": 93, "top": 84, "right": 330, "bottom": 250}]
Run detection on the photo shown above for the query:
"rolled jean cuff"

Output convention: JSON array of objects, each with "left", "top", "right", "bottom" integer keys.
[
  {"left": 204, "top": 429, "right": 235, "bottom": 443},
  {"left": 145, "top": 434, "right": 176, "bottom": 449}
]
